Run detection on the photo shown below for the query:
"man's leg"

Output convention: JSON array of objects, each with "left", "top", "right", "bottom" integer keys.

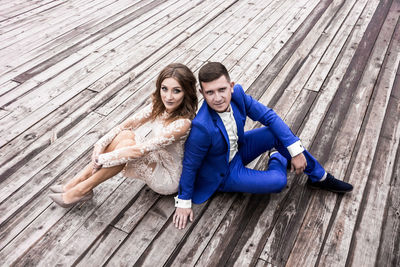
[
  {"left": 237, "top": 126, "right": 352, "bottom": 193},
  {"left": 219, "top": 152, "right": 288, "bottom": 194},
  {"left": 239, "top": 127, "right": 326, "bottom": 182}
]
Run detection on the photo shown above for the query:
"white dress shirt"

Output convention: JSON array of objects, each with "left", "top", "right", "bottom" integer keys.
[{"left": 217, "top": 105, "right": 238, "bottom": 162}]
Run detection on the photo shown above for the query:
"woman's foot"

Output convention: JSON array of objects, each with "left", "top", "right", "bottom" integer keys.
[
  {"left": 49, "top": 190, "right": 94, "bottom": 208},
  {"left": 49, "top": 185, "right": 65, "bottom": 193}
]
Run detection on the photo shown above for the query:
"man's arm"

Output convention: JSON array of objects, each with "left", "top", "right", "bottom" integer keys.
[
  {"left": 173, "top": 121, "right": 211, "bottom": 229},
  {"left": 237, "top": 85, "right": 307, "bottom": 171}
]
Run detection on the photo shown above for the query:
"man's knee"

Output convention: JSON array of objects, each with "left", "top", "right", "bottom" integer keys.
[{"left": 270, "top": 170, "right": 287, "bottom": 192}]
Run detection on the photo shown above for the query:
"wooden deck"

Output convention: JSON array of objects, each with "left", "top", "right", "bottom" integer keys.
[{"left": 0, "top": 0, "right": 399, "bottom": 266}]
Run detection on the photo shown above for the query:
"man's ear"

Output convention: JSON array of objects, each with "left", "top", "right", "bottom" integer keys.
[{"left": 230, "top": 81, "right": 235, "bottom": 92}]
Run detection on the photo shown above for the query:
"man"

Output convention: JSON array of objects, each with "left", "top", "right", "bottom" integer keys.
[{"left": 173, "top": 62, "right": 352, "bottom": 229}]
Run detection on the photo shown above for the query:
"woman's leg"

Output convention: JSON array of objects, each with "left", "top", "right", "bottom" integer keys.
[
  {"left": 61, "top": 131, "right": 136, "bottom": 203},
  {"left": 62, "top": 130, "right": 135, "bottom": 191}
]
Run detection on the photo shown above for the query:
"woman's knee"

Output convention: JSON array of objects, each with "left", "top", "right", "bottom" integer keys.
[
  {"left": 115, "top": 130, "right": 135, "bottom": 142},
  {"left": 105, "top": 130, "right": 135, "bottom": 152}
]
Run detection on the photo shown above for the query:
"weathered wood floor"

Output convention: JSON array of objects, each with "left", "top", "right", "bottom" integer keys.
[{"left": 0, "top": 0, "right": 399, "bottom": 266}]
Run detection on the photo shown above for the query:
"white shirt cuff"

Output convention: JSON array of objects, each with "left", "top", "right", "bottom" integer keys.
[
  {"left": 287, "top": 140, "right": 305, "bottom": 157},
  {"left": 174, "top": 196, "right": 192, "bottom": 208}
]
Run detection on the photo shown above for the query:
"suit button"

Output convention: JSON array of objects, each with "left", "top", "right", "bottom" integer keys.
[{"left": 220, "top": 173, "right": 225, "bottom": 177}]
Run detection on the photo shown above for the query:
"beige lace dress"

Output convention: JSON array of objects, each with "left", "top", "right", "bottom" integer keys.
[{"left": 95, "top": 104, "right": 191, "bottom": 195}]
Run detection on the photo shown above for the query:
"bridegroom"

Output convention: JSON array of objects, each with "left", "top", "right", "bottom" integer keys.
[{"left": 173, "top": 62, "right": 353, "bottom": 229}]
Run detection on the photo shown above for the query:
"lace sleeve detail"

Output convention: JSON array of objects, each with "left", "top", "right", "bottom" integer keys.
[
  {"left": 94, "top": 104, "right": 152, "bottom": 150},
  {"left": 97, "top": 118, "right": 191, "bottom": 167}
]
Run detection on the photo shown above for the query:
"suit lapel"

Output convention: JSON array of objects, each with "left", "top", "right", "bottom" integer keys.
[
  {"left": 231, "top": 102, "right": 244, "bottom": 139},
  {"left": 210, "top": 108, "right": 230, "bottom": 162}
]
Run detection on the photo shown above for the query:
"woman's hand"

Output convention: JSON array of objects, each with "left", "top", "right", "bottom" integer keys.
[
  {"left": 91, "top": 145, "right": 104, "bottom": 174},
  {"left": 291, "top": 152, "right": 307, "bottom": 174},
  {"left": 173, "top": 208, "right": 194, "bottom": 229}
]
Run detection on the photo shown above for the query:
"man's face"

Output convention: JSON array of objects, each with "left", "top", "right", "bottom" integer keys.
[{"left": 200, "top": 75, "right": 234, "bottom": 113}]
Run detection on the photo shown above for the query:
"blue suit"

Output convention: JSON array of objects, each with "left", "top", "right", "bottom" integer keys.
[{"left": 178, "top": 84, "right": 325, "bottom": 204}]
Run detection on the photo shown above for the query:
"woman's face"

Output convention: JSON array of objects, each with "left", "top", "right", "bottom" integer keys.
[{"left": 160, "top": 77, "right": 185, "bottom": 113}]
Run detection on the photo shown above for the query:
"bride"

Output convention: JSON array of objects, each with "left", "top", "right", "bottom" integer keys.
[{"left": 49, "top": 63, "right": 198, "bottom": 207}]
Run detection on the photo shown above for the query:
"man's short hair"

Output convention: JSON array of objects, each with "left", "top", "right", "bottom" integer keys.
[{"left": 198, "top": 62, "right": 230, "bottom": 88}]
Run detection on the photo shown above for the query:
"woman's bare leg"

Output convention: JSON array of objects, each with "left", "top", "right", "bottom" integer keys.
[
  {"left": 62, "top": 130, "right": 135, "bottom": 191},
  {"left": 62, "top": 136, "right": 135, "bottom": 203}
]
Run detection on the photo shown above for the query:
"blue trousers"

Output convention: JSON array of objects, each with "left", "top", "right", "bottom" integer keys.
[{"left": 218, "top": 127, "right": 326, "bottom": 194}]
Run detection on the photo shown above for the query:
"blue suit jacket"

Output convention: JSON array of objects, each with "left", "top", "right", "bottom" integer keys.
[{"left": 178, "top": 84, "right": 299, "bottom": 204}]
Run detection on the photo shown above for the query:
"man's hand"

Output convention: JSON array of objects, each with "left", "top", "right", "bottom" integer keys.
[
  {"left": 173, "top": 207, "right": 194, "bottom": 229},
  {"left": 291, "top": 152, "right": 307, "bottom": 174}
]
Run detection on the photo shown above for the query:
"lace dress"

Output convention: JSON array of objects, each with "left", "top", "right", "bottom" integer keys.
[{"left": 94, "top": 104, "right": 191, "bottom": 195}]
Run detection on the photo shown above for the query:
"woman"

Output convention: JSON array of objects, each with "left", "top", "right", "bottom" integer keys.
[{"left": 49, "top": 63, "right": 198, "bottom": 208}]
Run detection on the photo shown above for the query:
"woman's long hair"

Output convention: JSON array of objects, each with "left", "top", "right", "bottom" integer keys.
[{"left": 150, "top": 63, "right": 198, "bottom": 123}]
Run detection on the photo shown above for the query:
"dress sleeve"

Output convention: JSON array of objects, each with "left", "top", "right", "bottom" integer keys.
[
  {"left": 94, "top": 104, "right": 152, "bottom": 150},
  {"left": 96, "top": 118, "right": 192, "bottom": 167}
]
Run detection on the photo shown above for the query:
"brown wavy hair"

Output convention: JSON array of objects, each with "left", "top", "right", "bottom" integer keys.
[{"left": 151, "top": 63, "right": 197, "bottom": 123}]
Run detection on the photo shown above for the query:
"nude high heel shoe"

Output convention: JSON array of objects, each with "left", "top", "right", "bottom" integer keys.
[
  {"left": 49, "top": 190, "right": 94, "bottom": 208},
  {"left": 49, "top": 185, "right": 65, "bottom": 193}
]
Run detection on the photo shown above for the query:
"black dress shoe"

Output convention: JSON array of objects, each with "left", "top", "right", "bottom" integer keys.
[{"left": 307, "top": 173, "right": 353, "bottom": 193}]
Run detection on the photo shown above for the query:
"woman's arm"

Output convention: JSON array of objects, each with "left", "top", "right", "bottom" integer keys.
[
  {"left": 96, "top": 118, "right": 191, "bottom": 167},
  {"left": 94, "top": 104, "right": 153, "bottom": 151}
]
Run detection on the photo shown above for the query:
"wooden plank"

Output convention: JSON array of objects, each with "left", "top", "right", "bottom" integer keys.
[
  {"left": 285, "top": 2, "right": 399, "bottom": 266},
  {"left": 37, "top": 180, "right": 145, "bottom": 266},
  {"left": 194, "top": 194, "right": 263, "bottom": 266},
  {"left": 291, "top": 0, "right": 370, "bottom": 92},
  {"left": 0, "top": 0, "right": 119, "bottom": 51},
  {"left": 0, "top": 0, "right": 223, "bottom": 142},
  {"left": 256, "top": 0, "right": 358, "bottom": 112},
  {"left": 0, "top": 0, "right": 162, "bottom": 85},
  {"left": 167, "top": 194, "right": 236, "bottom": 266},
  {"left": 223, "top": 0, "right": 316, "bottom": 82},
  {"left": 376, "top": 139, "right": 400, "bottom": 266},
  {"left": 303, "top": 1, "right": 381, "bottom": 91},
  {"left": 0, "top": 0, "right": 84, "bottom": 34},
  {"left": 0, "top": 80, "right": 19, "bottom": 96},
  {"left": 105, "top": 195, "right": 205, "bottom": 266},
  {"left": 131, "top": 195, "right": 230, "bottom": 267},
  {"left": 0, "top": 0, "right": 65, "bottom": 30},
  {"left": 298, "top": 0, "right": 381, "bottom": 148},
  {"left": 0, "top": 112, "right": 105, "bottom": 223},
  {"left": 347, "top": 16, "right": 400, "bottom": 267},
  {"left": 283, "top": 89, "right": 318, "bottom": 134},
  {"left": 0, "top": 0, "right": 112, "bottom": 51},
  {"left": 75, "top": 226, "right": 127, "bottom": 267},
  {"left": 255, "top": 259, "right": 277, "bottom": 267},
  {"left": 0, "top": 0, "right": 175, "bottom": 107},
  {"left": 0, "top": 89, "right": 97, "bottom": 176},
  {"left": 245, "top": 0, "right": 333, "bottom": 103},
  {"left": 0, "top": 171, "right": 126, "bottom": 266},
  {"left": 276, "top": 0, "right": 368, "bottom": 119},
  {"left": 0, "top": 0, "right": 58, "bottom": 19},
  {"left": 0, "top": 108, "right": 9, "bottom": 120},
  {"left": 0, "top": 153, "right": 92, "bottom": 252},
  {"left": 11, "top": 0, "right": 166, "bottom": 82},
  {"left": 112, "top": 187, "right": 160, "bottom": 232}
]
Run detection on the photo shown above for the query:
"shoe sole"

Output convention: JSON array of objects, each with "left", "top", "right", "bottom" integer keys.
[{"left": 306, "top": 183, "right": 352, "bottom": 194}]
